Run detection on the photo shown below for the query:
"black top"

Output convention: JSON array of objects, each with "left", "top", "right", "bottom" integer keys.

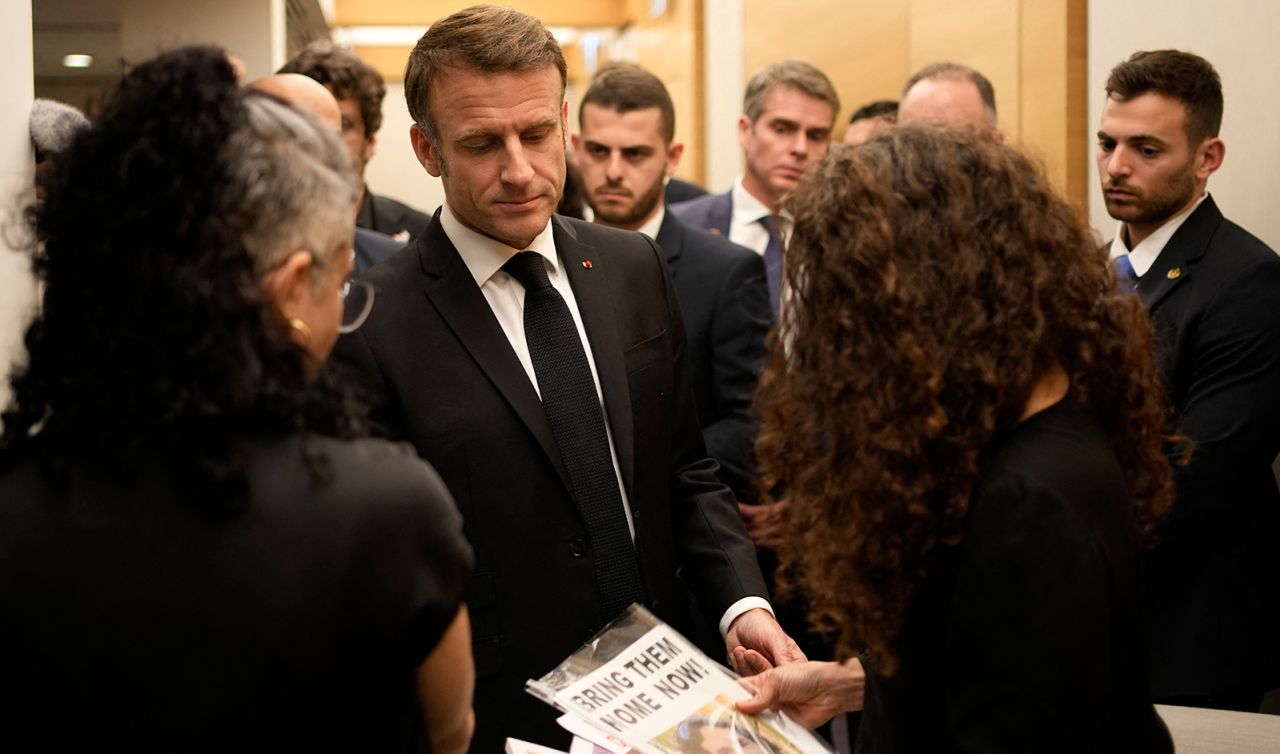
[
  {"left": 856, "top": 398, "right": 1172, "bottom": 754},
  {"left": 0, "top": 435, "right": 472, "bottom": 752}
]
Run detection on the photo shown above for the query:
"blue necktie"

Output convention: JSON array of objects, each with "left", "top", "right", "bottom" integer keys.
[
  {"left": 759, "top": 215, "right": 784, "bottom": 314},
  {"left": 1113, "top": 253, "right": 1139, "bottom": 293},
  {"left": 501, "top": 251, "right": 646, "bottom": 622}
]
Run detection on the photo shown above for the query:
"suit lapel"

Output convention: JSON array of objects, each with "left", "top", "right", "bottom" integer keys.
[
  {"left": 710, "top": 192, "right": 733, "bottom": 237},
  {"left": 554, "top": 217, "right": 637, "bottom": 500},
  {"left": 655, "top": 211, "right": 683, "bottom": 274},
  {"left": 416, "top": 217, "right": 572, "bottom": 492},
  {"left": 1139, "top": 196, "right": 1222, "bottom": 311}
]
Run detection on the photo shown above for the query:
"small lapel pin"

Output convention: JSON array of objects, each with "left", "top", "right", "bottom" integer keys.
[
  {"left": 582, "top": 260, "right": 593, "bottom": 269},
  {"left": 1167, "top": 267, "right": 1182, "bottom": 280}
]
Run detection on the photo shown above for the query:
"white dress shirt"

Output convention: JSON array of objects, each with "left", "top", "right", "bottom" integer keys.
[
  {"left": 729, "top": 177, "right": 790, "bottom": 254},
  {"left": 440, "top": 203, "right": 769, "bottom": 635},
  {"left": 1108, "top": 192, "right": 1209, "bottom": 276}
]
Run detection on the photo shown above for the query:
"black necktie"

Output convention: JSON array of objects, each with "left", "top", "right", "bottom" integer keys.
[
  {"left": 759, "top": 215, "right": 784, "bottom": 313},
  {"left": 501, "top": 251, "right": 647, "bottom": 621}
]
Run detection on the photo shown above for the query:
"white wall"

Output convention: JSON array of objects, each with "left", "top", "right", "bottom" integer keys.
[
  {"left": 1, "top": 2, "right": 36, "bottom": 415},
  {"left": 1087, "top": 0, "right": 1280, "bottom": 250},
  {"left": 703, "top": 0, "right": 745, "bottom": 194},
  {"left": 362, "top": 81, "right": 444, "bottom": 217}
]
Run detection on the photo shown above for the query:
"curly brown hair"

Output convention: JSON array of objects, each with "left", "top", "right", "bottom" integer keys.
[{"left": 755, "top": 124, "right": 1180, "bottom": 674}]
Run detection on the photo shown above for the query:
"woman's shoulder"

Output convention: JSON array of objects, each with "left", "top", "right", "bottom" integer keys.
[{"left": 242, "top": 434, "right": 461, "bottom": 531}]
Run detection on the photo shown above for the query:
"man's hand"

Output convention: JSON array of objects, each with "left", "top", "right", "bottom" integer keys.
[
  {"left": 735, "top": 659, "right": 866, "bottom": 729},
  {"left": 737, "top": 499, "right": 788, "bottom": 549},
  {"left": 725, "top": 608, "right": 806, "bottom": 675}
]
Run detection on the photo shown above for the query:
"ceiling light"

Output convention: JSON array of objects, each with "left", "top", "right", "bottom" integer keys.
[{"left": 62, "top": 54, "right": 94, "bottom": 68}]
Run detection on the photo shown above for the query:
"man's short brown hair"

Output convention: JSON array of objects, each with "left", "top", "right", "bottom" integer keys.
[
  {"left": 404, "top": 4, "right": 567, "bottom": 143},
  {"left": 579, "top": 62, "right": 676, "bottom": 143},
  {"left": 279, "top": 41, "right": 386, "bottom": 136},
  {"left": 742, "top": 60, "right": 840, "bottom": 125},
  {"left": 1105, "top": 49, "right": 1223, "bottom": 144}
]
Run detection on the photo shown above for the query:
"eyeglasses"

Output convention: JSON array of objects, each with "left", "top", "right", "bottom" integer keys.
[{"left": 339, "top": 278, "right": 375, "bottom": 333}]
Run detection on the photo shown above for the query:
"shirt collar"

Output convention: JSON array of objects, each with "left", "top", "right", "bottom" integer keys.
[
  {"left": 1108, "top": 192, "right": 1209, "bottom": 276},
  {"left": 636, "top": 204, "right": 666, "bottom": 241},
  {"left": 731, "top": 176, "right": 773, "bottom": 225},
  {"left": 440, "top": 201, "right": 558, "bottom": 288}
]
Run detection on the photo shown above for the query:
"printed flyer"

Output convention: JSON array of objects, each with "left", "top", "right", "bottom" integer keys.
[{"left": 528, "top": 605, "right": 833, "bottom": 754}]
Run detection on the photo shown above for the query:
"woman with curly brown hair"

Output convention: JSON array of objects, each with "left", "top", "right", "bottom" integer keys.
[{"left": 736, "top": 124, "right": 1176, "bottom": 752}]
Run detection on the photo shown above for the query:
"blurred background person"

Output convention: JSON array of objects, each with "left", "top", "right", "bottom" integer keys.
[
  {"left": 739, "top": 125, "right": 1178, "bottom": 752},
  {"left": 281, "top": 40, "right": 431, "bottom": 242},
  {"left": 898, "top": 62, "right": 997, "bottom": 129},
  {"left": 573, "top": 62, "right": 770, "bottom": 506},
  {"left": 671, "top": 59, "right": 840, "bottom": 314},
  {"left": 248, "top": 72, "right": 402, "bottom": 273},
  {"left": 840, "top": 99, "right": 897, "bottom": 147},
  {"left": 0, "top": 46, "right": 473, "bottom": 753}
]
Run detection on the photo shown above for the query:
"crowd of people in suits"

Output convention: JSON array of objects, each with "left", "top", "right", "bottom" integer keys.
[{"left": 4, "top": 3, "right": 1278, "bottom": 752}]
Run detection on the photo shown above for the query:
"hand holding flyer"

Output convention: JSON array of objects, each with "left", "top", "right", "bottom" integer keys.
[{"left": 528, "top": 606, "right": 833, "bottom": 754}]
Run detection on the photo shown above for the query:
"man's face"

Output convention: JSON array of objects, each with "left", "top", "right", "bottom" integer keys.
[
  {"left": 842, "top": 115, "right": 894, "bottom": 147},
  {"left": 898, "top": 77, "right": 989, "bottom": 127},
  {"left": 738, "top": 86, "right": 834, "bottom": 208},
  {"left": 411, "top": 65, "right": 568, "bottom": 250},
  {"left": 1096, "top": 92, "right": 1213, "bottom": 237},
  {"left": 694, "top": 726, "right": 769, "bottom": 754},
  {"left": 573, "top": 103, "right": 681, "bottom": 230},
  {"left": 334, "top": 94, "right": 375, "bottom": 177}
]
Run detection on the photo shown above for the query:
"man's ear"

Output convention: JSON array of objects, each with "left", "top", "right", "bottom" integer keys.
[
  {"left": 737, "top": 114, "right": 753, "bottom": 150},
  {"left": 362, "top": 132, "right": 377, "bottom": 165},
  {"left": 260, "top": 250, "right": 315, "bottom": 314},
  {"left": 570, "top": 132, "right": 583, "bottom": 158},
  {"left": 666, "top": 141, "right": 685, "bottom": 177},
  {"left": 410, "top": 123, "right": 442, "bottom": 178},
  {"left": 1197, "top": 137, "right": 1225, "bottom": 180}
]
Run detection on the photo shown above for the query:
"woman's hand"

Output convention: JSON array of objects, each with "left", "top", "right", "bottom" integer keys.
[{"left": 734, "top": 658, "right": 866, "bottom": 729}]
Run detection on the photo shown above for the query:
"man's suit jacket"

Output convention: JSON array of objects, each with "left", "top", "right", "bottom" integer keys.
[
  {"left": 670, "top": 190, "right": 732, "bottom": 238},
  {"left": 654, "top": 211, "right": 771, "bottom": 501},
  {"left": 332, "top": 212, "right": 767, "bottom": 751},
  {"left": 355, "top": 187, "right": 432, "bottom": 242},
  {"left": 1136, "top": 196, "right": 1280, "bottom": 699},
  {"left": 352, "top": 227, "right": 402, "bottom": 273},
  {"left": 664, "top": 177, "right": 709, "bottom": 205}
]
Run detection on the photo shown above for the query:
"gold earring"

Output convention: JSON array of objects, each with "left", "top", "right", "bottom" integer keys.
[{"left": 288, "top": 316, "right": 312, "bottom": 344}]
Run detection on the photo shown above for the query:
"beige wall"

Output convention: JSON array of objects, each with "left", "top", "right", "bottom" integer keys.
[
  {"left": 738, "top": 0, "right": 1088, "bottom": 207},
  {"left": 1, "top": 3, "right": 35, "bottom": 415},
  {"left": 1086, "top": 0, "right": 1280, "bottom": 250},
  {"left": 363, "top": 81, "right": 446, "bottom": 219},
  {"left": 120, "top": 0, "right": 286, "bottom": 80}
]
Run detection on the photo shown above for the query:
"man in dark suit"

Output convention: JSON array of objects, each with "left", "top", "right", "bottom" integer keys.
[
  {"left": 1097, "top": 49, "right": 1280, "bottom": 711},
  {"left": 670, "top": 60, "right": 838, "bottom": 317},
  {"left": 280, "top": 41, "right": 431, "bottom": 242},
  {"left": 331, "top": 7, "right": 800, "bottom": 751},
  {"left": 571, "top": 62, "right": 771, "bottom": 504}
]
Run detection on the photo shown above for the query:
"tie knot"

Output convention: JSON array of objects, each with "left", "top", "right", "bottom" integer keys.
[
  {"left": 758, "top": 214, "right": 777, "bottom": 233},
  {"left": 503, "top": 251, "right": 552, "bottom": 291}
]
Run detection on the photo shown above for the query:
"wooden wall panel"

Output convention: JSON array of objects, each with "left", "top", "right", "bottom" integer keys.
[
  {"left": 738, "top": 0, "right": 1086, "bottom": 202},
  {"left": 744, "top": 0, "right": 911, "bottom": 134},
  {"left": 908, "top": 0, "right": 1021, "bottom": 136},
  {"left": 624, "top": 0, "right": 705, "bottom": 184},
  {"left": 333, "top": 0, "right": 629, "bottom": 27}
]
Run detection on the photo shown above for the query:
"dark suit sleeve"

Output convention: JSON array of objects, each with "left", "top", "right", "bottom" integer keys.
[
  {"left": 652, "top": 239, "right": 769, "bottom": 621},
  {"left": 701, "top": 251, "right": 771, "bottom": 500},
  {"left": 1161, "top": 258, "right": 1280, "bottom": 537}
]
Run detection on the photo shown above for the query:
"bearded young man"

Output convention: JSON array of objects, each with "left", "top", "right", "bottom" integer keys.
[{"left": 1098, "top": 48, "right": 1280, "bottom": 712}]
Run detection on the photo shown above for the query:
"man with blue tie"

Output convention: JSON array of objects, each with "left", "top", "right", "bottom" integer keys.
[
  {"left": 1097, "top": 49, "right": 1280, "bottom": 712},
  {"left": 670, "top": 60, "right": 839, "bottom": 314}
]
